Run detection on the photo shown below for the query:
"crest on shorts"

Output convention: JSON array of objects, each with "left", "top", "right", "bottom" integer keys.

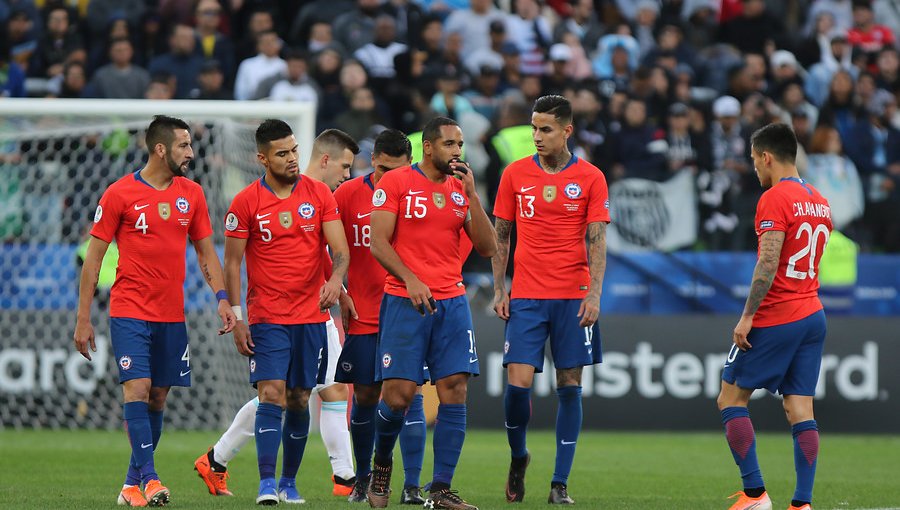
[
  {"left": 341, "top": 361, "right": 353, "bottom": 373},
  {"left": 176, "top": 196, "right": 190, "bottom": 214},
  {"left": 279, "top": 211, "right": 293, "bottom": 228},
  {"left": 158, "top": 202, "right": 171, "bottom": 220},
  {"left": 432, "top": 192, "right": 446, "bottom": 209},
  {"left": 119, "top": 356, "right": 132, "bottom": 371},
  {"left": 382, "top": 353, "right": 392, "bottom": 368},
  {"left": 543, "top": 185, "right": 557, "bottom": 203},
  {"left": 249, "top": 359, "right": 256, "bottom": 373}
]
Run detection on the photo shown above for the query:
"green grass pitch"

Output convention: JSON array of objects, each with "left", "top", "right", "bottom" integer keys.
[{"left": 1, "top": 429, "right": 898, "bottom": 509}]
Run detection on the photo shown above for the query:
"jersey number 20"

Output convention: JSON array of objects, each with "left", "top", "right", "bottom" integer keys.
[{"left": 786, "top": 222, "right": 830, "bottom": 280}]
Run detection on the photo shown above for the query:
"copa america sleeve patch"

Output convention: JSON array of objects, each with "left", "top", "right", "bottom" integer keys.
[
  {"left": 759, "top": 220, "right": 774, "bottom": 229},
  {"left": 372, "top": 188, "right": 387, "bottom": 207},
  {"left": 225, "top": 212, "right": 239, "bottom": 231},
  {"left": 93, "top": 205, "right": 103, "bottom": 223}
]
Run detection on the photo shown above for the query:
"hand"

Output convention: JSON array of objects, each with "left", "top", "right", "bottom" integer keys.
[
  {"left": 451, "top": 160, "right": 477, "bottom": 198},
  {"left": 577, "top": 293, "right": 600, "bottom": 328},
  {"left": 73, "top": 319, "right": 96, "bottom": 361},
  {"left": 339, "top": 291, "right": 358, "bottom": 332},
  {"left": 233, "top": 321, "right": 254, "bottom": 356},
  {"left": 319, "top": 279, "right": 342, "bottom": 311},
  {"left": 217, "top": 300, "right": 237, "bottom": 335},
  {"left": 405, "top": 276, "right": 435, "bottom": 315},
  {"left": 732, "top": 315, "right": 754, "bottom": 351},
  {"left": 493, "top": 289, "right": 510, "bottom": 320}
]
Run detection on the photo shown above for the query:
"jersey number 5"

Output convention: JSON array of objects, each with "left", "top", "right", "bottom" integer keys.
[{"left": 786, "top": 222, "right": 830, "bottom": 280}]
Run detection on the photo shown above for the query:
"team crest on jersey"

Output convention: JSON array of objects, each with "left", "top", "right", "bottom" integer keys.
[
  {"left": 249, "top": 359, "right": 256, "bottom": 373},
  {"left": 93, "top": 205, "right": 103, "bottom": 223},
  {"left": 433, "top": 192, "right": 446, "bottom": 209},
  {"left": 298, "top": 202, "right": 315, "bottom": 219},
  {"left": 119, "top": 356, "right": 132, "bottom": 371},
  {"left": 279, "top": 211, "right": 293, "bottom": 228},
  {"left": 372, "top": 189, "right": 387, "bottom": 207},
  {"left": 543, "top": 185, "right": 557, "bottom": 203},
  {"left": 225, "top": 212, "right": 238, "bottom": 231},
  {"left": 382, "top": 353, "right": 392, "bottom": 368},
  {"left": 341, "top": 361, "right": 353, "bottom": 373},
  {"left": 158, "top": 202, "right": 171, "bottom": 220},
  {"left": 564, "top": 183, "right": 582, "bottom": 199},
  {"left": 451, "top": 191, "right": 465, "bottom": 206},
  {"left": 176, "top": 196, "right": 190, "bottom": 214}
]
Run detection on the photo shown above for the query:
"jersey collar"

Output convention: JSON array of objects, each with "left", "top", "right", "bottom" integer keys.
[
  {"left": 532, "top": 153, "right": 578, "bottom": 173},
  {"left": 134, "top": 169, "right": 162, "bottom": 189},
  {"left": 780, "top": 176, "right": 813, "bottom": 195},
  {"left": 260, "top": 175, "right": 299, "bottom": 196},
  {"left": 411, "top": 163, "right": 426, "bottom": 178},
  {"left": 364, "top": 172, "right": 375, "bottom": 190}
]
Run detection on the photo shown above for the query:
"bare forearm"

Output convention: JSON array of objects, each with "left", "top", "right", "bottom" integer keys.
[
  {"left": 224, "top": 260, "right": 242, "bottom": 306},
  {"left": 200, "top": 253, "right": 227, "bottom": 294},
  {"left": 372, "top": 239, "right": 418, "bottom": 283},
  {"left": 742, "top": 231, "right": 784, "bottom": 317},
  {"left": 491, "top": 218, "right": 512, "bottom": 292},
  {"left": 467, "top": 196, "right": 497, "bottom": 257},
  {"left": 76, "top": 260, "right": 101, "bottom": 321},
  {"left": 329, "top": 251, "right": 349, "bottom": 284},
  {"left": 586, "top": 222, "right": 607, "bottom": 299}
]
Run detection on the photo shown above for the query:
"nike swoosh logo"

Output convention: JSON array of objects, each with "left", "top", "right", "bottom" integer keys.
[
  {"left": 180, "top": 370, "right": 191, "bottom": 376},
  {"left": 256, "top": 213, "right": 272, "bottom": 219},
  {"left": 350, "top": 419, "right": 371, "bottom": 425},
  {"left": 357, "top": 212, "right": 371, "bottom": 218},
  {"left": 723, "top": 364, "right": 731, "bottom": 368},
  {"left": 258, "top": 428, "right": 277, "bottom": 434},
  {"left": 404, "top": 420, "right": 424, "bottom": 426},
  {"left": 520, "top": 186, "right": 536, "bottom": 193},
  {"left": 289, "top": 433, "right": 307, "bottom": 439},
  {"left": 560, "top": 440, "right": 576, "bottom": 445},
  {"left": 408, "top": 190, "right": 424, "bottom": 195},
  {"left": 504, "top": 422, "right": 519, "bottom": 430},
  {"left": 134, "top": 204, "right": 149, "bottom": 210},
  {"left": 469, "top": 357, "right": 478, "bottom": 363},
  {"left": 141, "top": 443, "right": 152, "bottom": 449},
  {"left": 377, "top": 410, "right": 390, "bottom": 421}
]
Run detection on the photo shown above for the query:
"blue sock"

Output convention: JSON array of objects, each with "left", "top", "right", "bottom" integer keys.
[
  {"left": 792, "top": 420, "right": 819, "bottom": 503},
  {"left": 432, "top": 404, "right": 466, "bottom": 487},
  {"left": 552, "top": 386, "right": 582, "bottom": 485},
  {"left": 721, "top": 407, "right": 765, "bottom": 490},
  {"left": 504, "top": 385, "right": 531, "bottom": 458},
  {"left": 374, "top": 400, "right": 405, "bottom": 466},
  {"left": 351, "top": 399, "right": 376, "bottom": 479},
  {"left": 255, "top": 402, "right": 284, "bottom": 480},
  {"left": 123, "top": 401, "right": 158, "bottom": 484},
  {"left": 126, "top": 409, "right": 164, "bottom": 485},
  {"left": 400, "top": 394, "right": 426, "bottom": 488},
  {"left": 281, "top": 407, "right": 310, "bottom": 483}
]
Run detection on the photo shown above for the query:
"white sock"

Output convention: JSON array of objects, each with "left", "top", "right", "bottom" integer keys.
[
  {"left": 320, "top": 400, "right": 355, "bottom": 479},
  {"left": 213, "top": 397, "right": 259, "bottom": 466}
]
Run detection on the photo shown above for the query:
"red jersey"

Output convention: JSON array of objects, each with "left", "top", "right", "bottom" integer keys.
[
  {"left": 753, "top": 178, "right": 833, "bottom": 327},
  {"left": 848, "top": 26, "right": 896, "bottom": 54},
  {"left": 334, "top": 174, "right": 386, "bottom": 334},
  {"left": 90, "top": 170, "right": 213, "bottom": 322},
  {"left": 225, "top": 176, "right": 340, "bottom": 325},
  {"left": 372, "top": 165, "right": 469, "bottom": 300},
  {"left": 493, "top": 155, "right": 610, "bottom": 299}
]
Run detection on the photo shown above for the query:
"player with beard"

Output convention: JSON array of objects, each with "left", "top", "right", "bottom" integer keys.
[
  {"left": 366, "top": 117, "right": 497, "bottom": 510},
  {"left": 223, "top": 119, "right": 350, "bottom": 504},
  {"left": 74, "top": 115, "right": 237, "bottom": 507}
]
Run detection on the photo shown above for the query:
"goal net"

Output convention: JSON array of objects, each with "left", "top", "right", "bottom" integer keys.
[{"left": 0, "top": 99, "right": 315, "bottom": 430}]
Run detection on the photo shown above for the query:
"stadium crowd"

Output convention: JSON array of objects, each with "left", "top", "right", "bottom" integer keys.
[{"left": 1, "top": 0, "right": 899, "bottom": 252}]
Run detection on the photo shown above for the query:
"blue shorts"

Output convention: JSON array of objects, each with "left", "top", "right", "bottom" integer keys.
[
  {"left": 376, "top": 294, "right": 478, "bottom": 385},
  {"left": 249, "top": 323, "right": 328, "bottom": 389},
  {"left": 722, "top": 309, "right": 826, "bottom": 395},
  {"left": 110, "top": 318, "right": 191, "bottom": 387},
  {"left": 503, "top": 299, "right": 602, "bottom": 372},
  {"left": 336, "top": 333, "right": 378, "bottom": 385}
]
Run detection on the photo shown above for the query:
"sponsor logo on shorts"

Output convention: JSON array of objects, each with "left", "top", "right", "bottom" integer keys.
[
  {"left": 341, "top": 361, "right": 353, "bottom": 372},
  {"left": 119, "top": 356, "right": 132, "bottom": 370},
  {"left": 382, "top": 353, "right": 392, "bottom": 368},
  {"left": 176, "top": 197, "right": 190, "bottom": 214}
]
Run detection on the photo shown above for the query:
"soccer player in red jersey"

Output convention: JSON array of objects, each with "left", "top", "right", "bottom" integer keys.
[
  {"left": 367, "top": 117, "right": 496, "bottom": 510},
  {"left": 73, "top": 115, "right": 237, "bottom": 507},
  {"left": 491, "top": 95, "right": 610, "bottom": 504},
  {"left": 223, "top": 119, "right": 350, "bottom": 505},
  {"left": 718, "top": 124, "right": 832, "bottom": 510}
]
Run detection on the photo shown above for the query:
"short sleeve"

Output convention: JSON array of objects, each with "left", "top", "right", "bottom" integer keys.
[
  {"left": 320, "top": 184, "right": 340, "bottom": 222},
  {"left": 224, "top": 191, "right": 251, "bottom": 239},
  {"left": 492, "top": 166, "right": 516, "bottom": 221},
  {"left": 89, "top": 187, "right": 122, "bottom": 243},
  {"left": 372, "top": 171, "right": 400, "bottom": 213},
  {"left": 755, "top": 190, "right": 789, "bottom": 234},
  {"left": 189, "top": 186, "right": 214, "bottom": 241},
  {"left": 586, "top": 170, "right": 611, "bottom": 224}
]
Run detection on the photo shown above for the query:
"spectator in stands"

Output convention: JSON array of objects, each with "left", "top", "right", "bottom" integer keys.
[
  {"left": 332, "top": 0, "right": 391, "bottom": 54},
  {"left": 506, "top": 0, "right": 551, "bottom": 75},
  {"left": 499, "top": 41, "right": 523, "bottom": 91},
  {"left": 777, "top": 82, "right": 819, "bottom": 131},
  {"left": 354, "top": 15, "right": 407, "bottom": 91},
  {"left": 594, "top": 30, "right": 639, "bottom": 84},
  {"left": 464, "top": 18, "right": 505, "bottom": 77},
  {"left": 306, "top": 22, "right": 341, "bottom": 55},
  {"left": 700, "top": 95, "right": 747, "bottom": 250},
  {"left": 191, "top": 59, "right": 232, "bottom": 100},
  {"left": 464, "top": 62, "right": 508, "bottom": 122},
  {"left": 806, "top": 32, "right": 855, "bottom": 107},
  {"left": 541, "top": 43, "right": 575, "bottom": 97},
  {"left": 85, "top": 0, "right": 145, "bottom": 43},
  {"left": 148, "top": 24, "right": 204, "bottom": 99},
  {"left": 88, "top": 37, "right": 150, "bottom": 99},
  {"left": 430, "top": 64, "right": 475, "bottom": 120},
  {"left": 796, "top": 10, "right": 838, "bottom": 69},
  {"left": 145, "top": 72, "right": 175, "bottom": 100},
  {"left": 718, "top": 0, "right": 785, "bottom": 54},
  {"left": 266, "top": 49, "right": 319, "bottom": 103},
  {"left": 34, "top": 6, "right": 83, "bottom": 79},
  {"left": 0, "top": 31, "right": 25, "bottom": 97},
  {"left": 333, "top": 86, "right": 383, "bottom": 141},
  {"left": 819, "top": 69, "right": 861, "bottom": 140},
  {"left": 804, "top": 125, "right": 865, "bottom": 231},
  {"left": 805, "top": 0, "right": 854, "bottom": 36},
  {"left": 444, "top": 0, "right": 508, "bottom": 62},
  {"left": 665, "top": 101, "right": 712, "bottom": 175},
  {"left": 233, "top": 29, "right": 286, "bottom": 100},
  {"left": 633, "top": 0, "right": 659, "bottom": 59},
  {"left": 137, "top": 11, "right": 167, "bottom": 67},
  {"left": 6, "top": 8, "right": 36, "bottom": 74},
  {"left": 874, "top": 47, "right": 900, "bottom": 90},
  {"left": 53, "top": 60, "right": 87, "bottom": 98},
  {"left": 289, "top": 0, "right": 354, "bottom": 49},
  {"left": 608, "top": 97, "right": 668, "bottom": 182},
  {"left": 873, "top": 0, "right": 900, "bottom": 39},
  {"left": 194, "top": 0, "right": 235, "bottom": 85},
  {"left": 569, "top": 85, "right": 609, "bottom": 165},
  {"left": 386, "top": 0, "right": 428, "bottom": 47},
  {"left": 848, "top": 0, "right": 896, "bottom": 69},
  {"left": 552, "top": 0, "right": 604, "bottom": 56},
  {"left": 236, "top": 9, "right": 274, "bottom": 64}
]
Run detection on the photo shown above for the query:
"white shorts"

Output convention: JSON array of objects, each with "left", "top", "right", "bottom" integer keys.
[{"left": 313, "top": 316, "right": 342, "bottom": 393}]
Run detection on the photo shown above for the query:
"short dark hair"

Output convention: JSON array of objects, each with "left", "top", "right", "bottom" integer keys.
[
  {"left": 313, "top": 128, "right": 360, "bottom": 157},
  {"left": 255, "top": 118, "right": 293, "bottom": 151},
  {"left": 373, "top": 128, "right": 412, "bottom": 159},
  {"left": 750, "top": 123, "right": 797, "bottom": 164},
  {"left": 146, "top": 115, "right": 190, "bottom": 150},
  {"left": 533, "top": 95, "right": 573, "bottom": 126},
  {"left": 421, "top": 116, "right": 459, "bottom": 144}
]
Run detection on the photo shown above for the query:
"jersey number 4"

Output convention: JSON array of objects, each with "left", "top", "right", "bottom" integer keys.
[
  {"left": 786, "top": 222, "right": 830, "bottom": 280},
  {"left": 135, "top": 212, "right": 148, "bottom": 234}
]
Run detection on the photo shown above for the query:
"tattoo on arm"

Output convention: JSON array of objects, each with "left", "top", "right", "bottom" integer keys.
[
  {"left": 743, "top": 231, "right": 785, "bottom": 316},
  {"left": 331, "top": 252, "right": 348, "bottom": 275},
  {"left": 492, "top": 218, "right": 513, "bottom": 291},
  {"left": 200, "top": 262, "right": 212, "bottom": 285},
  {"left": 586, "top": 222, "right": 607, "bottom": 298}
]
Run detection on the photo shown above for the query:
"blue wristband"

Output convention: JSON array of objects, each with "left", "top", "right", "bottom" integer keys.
[{"left": 215, "top": 290, "right": 228, "bottom": 301}]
